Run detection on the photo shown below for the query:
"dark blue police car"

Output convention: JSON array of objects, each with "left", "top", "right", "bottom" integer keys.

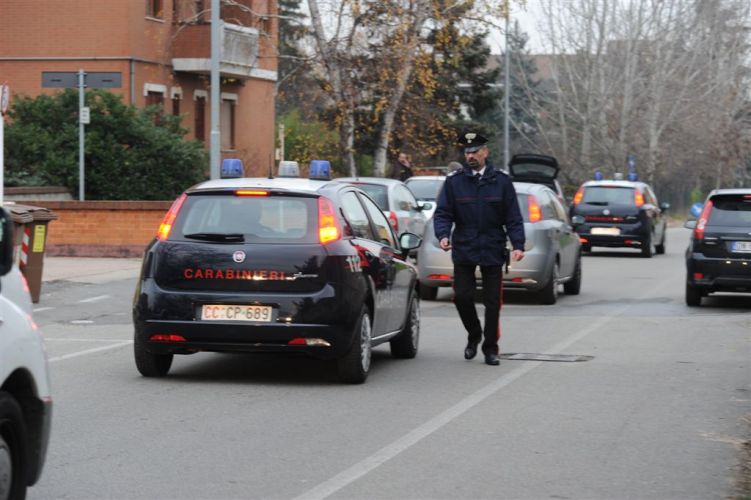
[{"left": 133, "top": 161, "right": 422, "bottom": 383}]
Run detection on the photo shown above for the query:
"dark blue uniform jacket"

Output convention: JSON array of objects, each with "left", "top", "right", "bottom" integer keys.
[{"left": 434, "top": 162, "right": 525, "bottom": 266}]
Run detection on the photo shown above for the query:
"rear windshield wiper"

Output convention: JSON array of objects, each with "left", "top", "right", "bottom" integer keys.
[{"left": 183, "top": 232, "right": 245, "bottom": 242}]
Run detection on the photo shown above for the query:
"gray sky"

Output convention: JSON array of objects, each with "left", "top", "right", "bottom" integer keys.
[{"left": 489, "top": 0, "right": 545, "bottom": 54}]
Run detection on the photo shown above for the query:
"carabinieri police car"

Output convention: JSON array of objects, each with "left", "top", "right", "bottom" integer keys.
[{"left": 132, "top": 160, "right": 422, "bottom": 384}]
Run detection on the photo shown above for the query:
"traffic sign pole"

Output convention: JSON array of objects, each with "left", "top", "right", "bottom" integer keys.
[
  {"left": 0, "top": 84, "right": 8, "bottom": 206},
  {"left": 78, "top": 69, "right": 85, "bottom": 201}
]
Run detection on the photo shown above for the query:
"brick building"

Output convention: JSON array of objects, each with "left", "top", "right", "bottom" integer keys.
[{"left": 0, "top": 0, "right": 278, "bottom": 176}]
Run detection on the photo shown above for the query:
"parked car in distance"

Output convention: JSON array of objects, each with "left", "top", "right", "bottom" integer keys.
[
  {"left": 684, "top": 188, "right": 751, "bottom": 306},
  {"left": 404, "top": 175, "right": 444, "bottom": 220},
  {"left": 0, "top": 207, "right": 52, "bottom": 500},
  {"left": 569, "top": 179, "right": 669, "bottom": 257},
  {"left": 418, "top": 182, "right": 582, "bottom": 304},
  {"left": 337, "top": 177, "right": 429, "bottom": 240},
  {"left": 133, "top": 167, "right": 422, "bottom": 384},
  {"left": 508, "top": 154, "right": 566, "bottom": 203}
]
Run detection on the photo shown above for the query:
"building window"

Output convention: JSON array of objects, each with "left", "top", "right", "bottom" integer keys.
[
  {"left": 221, "top": 96, "right": 237, "bottom": 150},
  {"left": 172, "top": 97, "right": 180, "bottom": 116},
  {"left": 145, "top": 91, "right": 164, "bottom": 108},
  {"left": 194, "top": 96, "right": 206, "bottom": 142},
  {"left": 146, "top": 0, "right": 164, "bottom": 19}
]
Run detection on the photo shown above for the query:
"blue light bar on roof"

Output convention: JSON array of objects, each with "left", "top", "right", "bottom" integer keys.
[
  {"left": 593, "top": 170, "right": 604, "bottom": 181},
  {"left": 309, "top": 160, "right": 331, "bottom": 180},
  {"left": 221, "top": 159, "right": 244, "bottom": 178}
]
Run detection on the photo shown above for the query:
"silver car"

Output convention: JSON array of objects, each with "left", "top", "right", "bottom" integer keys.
[
  {"left": 418, "top": 182, "right": 582, "bottom": 304},
  {"left": 404, "top": 175, "right": 445, "bottom": 220},
  {"left": 337, "top": 177, "right": 429, "bottom": 239}
]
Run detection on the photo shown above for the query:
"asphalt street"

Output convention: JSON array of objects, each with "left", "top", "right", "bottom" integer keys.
[{"left": 28, "top": 227, "right": 750, "bottom": 499}]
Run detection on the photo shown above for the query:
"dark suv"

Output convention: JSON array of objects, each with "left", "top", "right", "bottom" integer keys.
[
  {"left": 684, "top": 189, "right": 751, "bottom": 306},
  {"left": 570, "top": 180, "right": 669, "bottom": 257}
]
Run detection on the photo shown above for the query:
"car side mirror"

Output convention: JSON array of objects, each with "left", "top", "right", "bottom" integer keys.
[
  {"left": 0, "top": 208, "right": 14, "bottom": 277},
  {"left": 660, "top": 202, "right": 670, "bottom": 211},
  {"left": 571, "top": 215, "right": 585, "bottom": 225},
  {"left": 399, "top": 232, "right": 422, "bottom": 253},
  {"left": 416, "top": 201, "right": 433, "bottom": 211},
  {"left": 684, "top": 220, "right": 697, "bottom": 230}
]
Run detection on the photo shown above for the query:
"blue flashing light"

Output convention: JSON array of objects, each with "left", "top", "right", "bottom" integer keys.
[
  {"left": 593, "top": 170, "right": 604, "bottom": 181},
  {"left": 221, "top": 158, "right": 244, "bottom": 179},
  {"left": 627, "top": 171, "right": 638, "bottom": 181},
  {"left": 309, "top": 160, "right": 331, "bottom": 180},
  {"left": 278, "top": 161, "right": 300, "bottom": 177}
]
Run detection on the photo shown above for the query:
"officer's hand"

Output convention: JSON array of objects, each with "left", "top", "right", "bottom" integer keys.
[
  {"left": 439, "top": 238, "right": 452, "bottom": 251},
  {"left": 511, "top": 249, "right": 524, "bottom": 262}
]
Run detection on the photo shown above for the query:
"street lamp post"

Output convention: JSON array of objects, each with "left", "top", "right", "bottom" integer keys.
[
  {"left": 210, "top": 0, "right": 222, "bottom": 179},
  {"left": 503, "top": 11, "right": 511, "bottom": 169}
]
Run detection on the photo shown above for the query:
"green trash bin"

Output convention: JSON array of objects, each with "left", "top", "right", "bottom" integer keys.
[{"left": 4, "top": 203, "right": 58, "bottom": 303}]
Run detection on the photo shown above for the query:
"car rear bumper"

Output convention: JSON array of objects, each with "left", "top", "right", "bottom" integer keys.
[
  {"left": 575, "top": 222, "right": 648, "bottom": 248},
  {"left": 687, "top": 254, "right": 751, "bottom": 292},
  {"left": 134, "top": 279, "right": 363, "bottom": 359}
]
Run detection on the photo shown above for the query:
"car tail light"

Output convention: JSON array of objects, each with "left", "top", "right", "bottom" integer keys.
[
  {"left": 693, "top": 272, "right": 704, "bottom": 280},
  {"left": 573, "top": 187, "right": 585, "bottom": 205},
  {"left": 579, "top": 237, "right": 589, "bottom": 243},
  {"left": 428, "top": 274, "right": 452, "bottom": 280},
  {"left": 694, "top": 200, "right": 713, "bottom": 240},
  {"left": 388, "top": 211, "right": 399, "bottom": 232},
  {"left": 634, "top": 189, "right": 645, "bottom": 207},
  {"left": 150, "top": 334, "right": 186, "bottom": 342},
  {"left": 157, "top": 193, "right": 187, "bottom": 241},
  {"left": 318, "top": 196, "right": 342, "bottom": 244},
  {"left": 235, "top": 190, "right": 268, "bottom": 196},
  {"left": 528, "top": 195, "right": 542, "bottom": 222}
]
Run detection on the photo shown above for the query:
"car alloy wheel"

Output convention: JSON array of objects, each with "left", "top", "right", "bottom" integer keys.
[{"left": 359, "top": 313, "right": 372, "bottom": 373}]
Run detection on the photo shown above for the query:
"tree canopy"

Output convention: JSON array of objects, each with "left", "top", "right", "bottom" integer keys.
[{"left": 5, "top": 89, "right": 207, "bottom": 200}]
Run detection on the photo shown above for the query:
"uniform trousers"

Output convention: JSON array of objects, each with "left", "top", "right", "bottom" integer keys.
[{"left": 453, "top": 263, "right": 504, "bottom": 355}]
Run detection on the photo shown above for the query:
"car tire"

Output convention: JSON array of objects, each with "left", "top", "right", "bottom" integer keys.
[
  {"left": 390, "top": 294, "right": 420, "bottom": 359},
  {"left": 582, "top": 243, "right": 592, "bottom": 253},
  {"left": 655, "top": 233, "right": 666, "bottom": 255},
  {"left": 641, "top": 235, "right": 653, "bottom": 258},
  {"left": 134, "top": 336, "right": 173, "bottom": 377},
  {"left": 563, "top": 256, "right": 582, "bottom": 295},
  {"left": 0, "top": 391, "right": 29, "bottom": 500},
  {"left": 419, "top": 285, "right": 438, "bottom": 301},
  {"left": 537, "top": 261, "right": 559, "bottom": 305},
  {"left": 685, "top": 282, "right": 702, "bottom": 307},
  {"left": 337, "top": 306, "right": 372, "bottom": 384}
]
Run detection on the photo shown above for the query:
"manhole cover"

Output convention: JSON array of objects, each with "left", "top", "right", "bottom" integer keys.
[{"left": 499, "top": 353, "right": 594, "bottom": 362}]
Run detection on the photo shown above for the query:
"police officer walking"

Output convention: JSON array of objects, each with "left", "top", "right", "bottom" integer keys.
[{"left": 433, "top": 132, "right": 525, "bottom": 366}]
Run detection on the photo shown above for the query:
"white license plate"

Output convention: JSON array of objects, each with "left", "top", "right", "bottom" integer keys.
[
  {"left": 730, "top": 241, "right": 751, "bottom": 253},
  {"left": 201, "top": 304, "right": 273, "bottom": 322},
  {"left": 591, "top": 227, "right": 621, "bottom": 236}
]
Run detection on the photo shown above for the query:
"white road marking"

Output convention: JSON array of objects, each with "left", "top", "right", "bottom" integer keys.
[
  {"left": 71, "top": 320, "right": 94, "bottom": 324},
  {"left": 48, "top": 341, "right": 133, "bottom": 363},
  {"left": 294, "top": 278, "right": 674, "bottom": 500},
  {"left": 78, "top": 294, "right": 111, "bottom": 303},
  {"left": 33, "top": 307, "right": 55, "bottom": 313}
]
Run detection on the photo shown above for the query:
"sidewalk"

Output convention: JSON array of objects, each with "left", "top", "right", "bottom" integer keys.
[{"left": 42, "top": 256, "right": 143, "bottom": 284}]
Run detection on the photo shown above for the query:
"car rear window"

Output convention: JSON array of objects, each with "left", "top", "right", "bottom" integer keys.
[
  {"left": 581, "top": 186, "right": 635, "bottom": 205},
  {"left": 406, "top": 179, "right": 444, "bottom": 201},
  {"left": 708, "top": 195, "right": 751, "bottom": 226},
  {"left": 352, "top": 184, "right": 388, "bottom": 211},
  {"left": 174, "top": 194, "right": 317, "bottom": 243}
]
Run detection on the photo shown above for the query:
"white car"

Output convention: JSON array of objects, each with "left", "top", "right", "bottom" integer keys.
[{"left": 0, "top": 207, "right": 52, "bottom": 499}]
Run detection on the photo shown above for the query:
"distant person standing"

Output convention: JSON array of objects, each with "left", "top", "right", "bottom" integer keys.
[
  {"left": 433, "top": 131, "right": 525, "bottom": 366},
  {"left": 389, "top": 152, "right": 414, "bottom": 181}
]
